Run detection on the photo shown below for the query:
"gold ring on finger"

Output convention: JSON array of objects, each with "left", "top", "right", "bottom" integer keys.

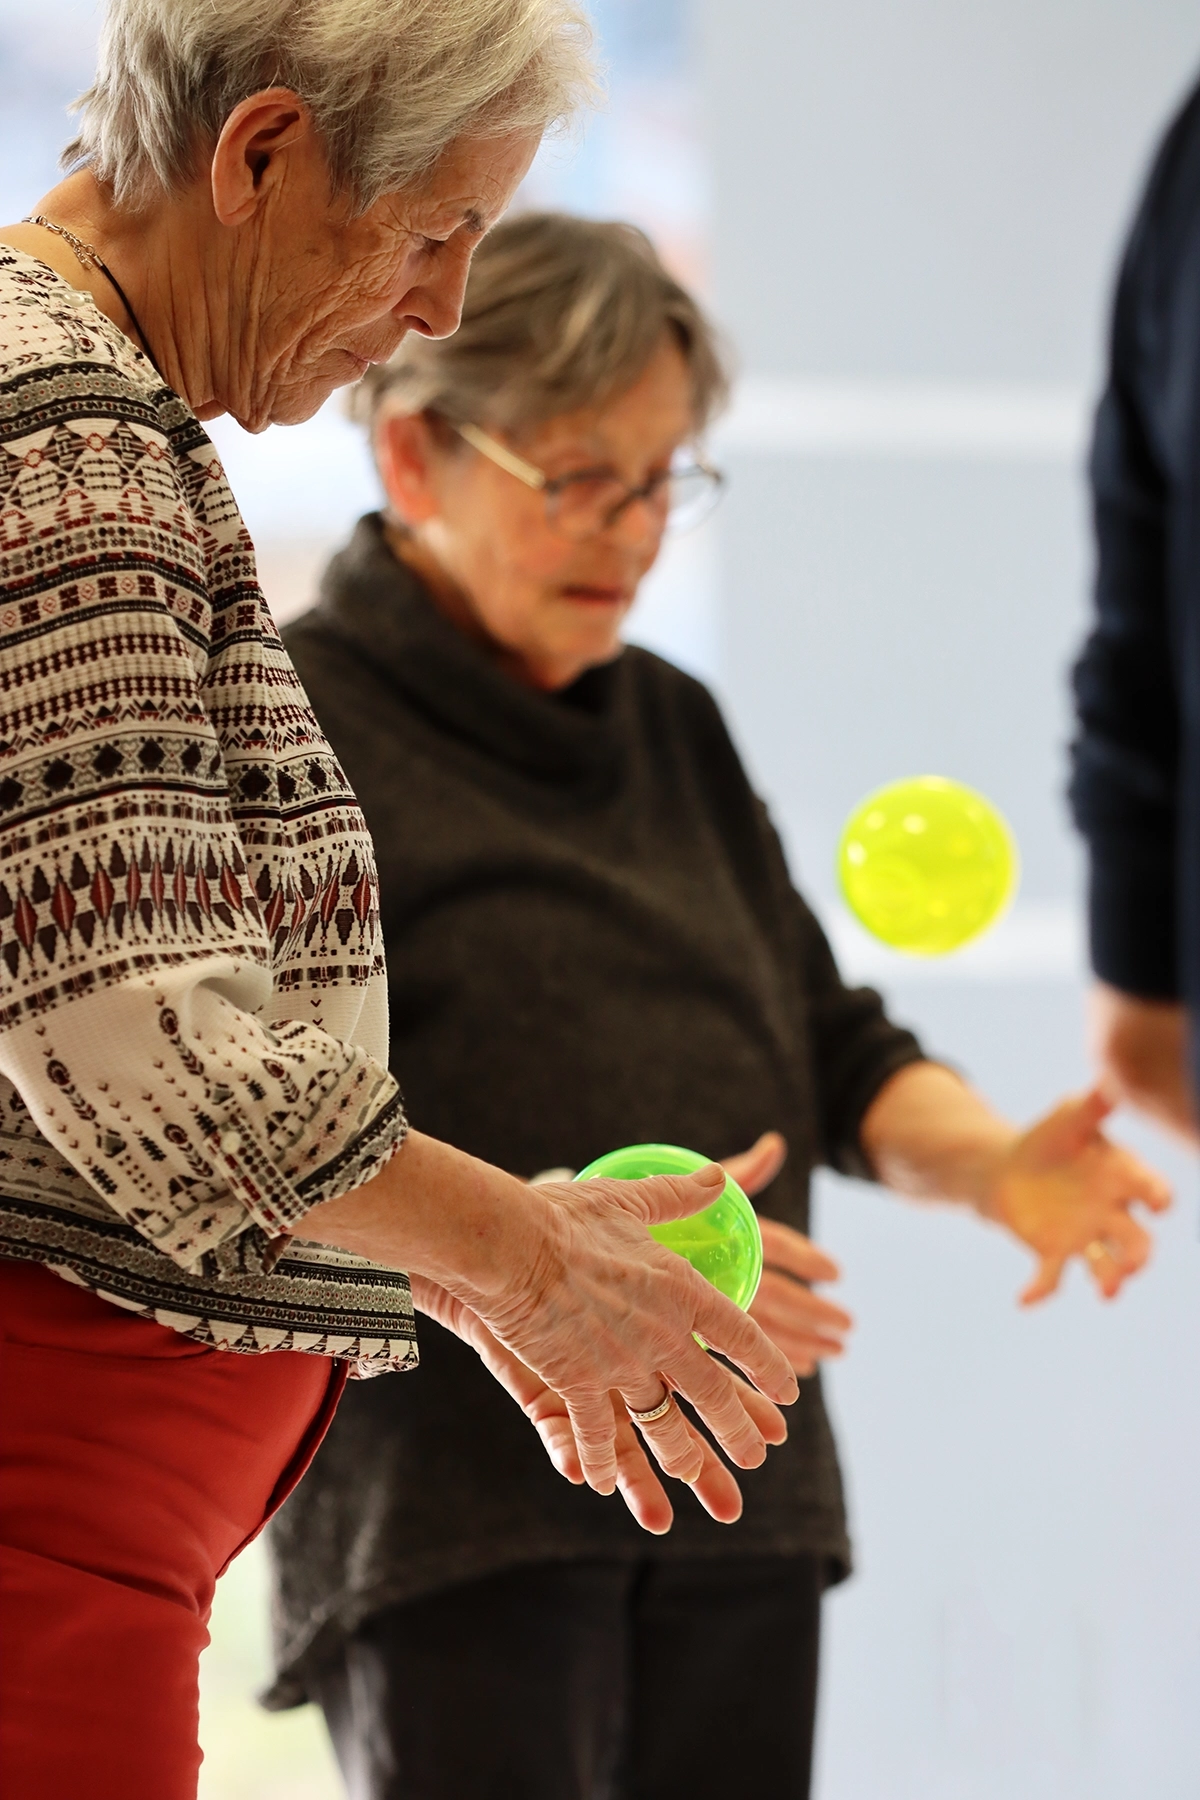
[{"left": 628, "top": 1389, "right": 674, "bottom": 1425}]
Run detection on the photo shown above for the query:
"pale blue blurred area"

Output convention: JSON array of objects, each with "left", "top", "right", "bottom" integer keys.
[
  {"left": 0, "top": 0, "right": 99, "bottom": 222},
  {"left": 5, "top": 3, "right": 1200, "bottom": 1796},
  {"left": 696, "top": 3, "right": 1200, "bottom": 1795}
]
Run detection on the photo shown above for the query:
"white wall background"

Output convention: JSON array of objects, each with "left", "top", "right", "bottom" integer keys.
[{"left": 693, "top": 5, "right": 1200, "bottom": 1795}]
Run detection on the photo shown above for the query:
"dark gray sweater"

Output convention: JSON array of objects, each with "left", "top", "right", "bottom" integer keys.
[{"left": 265, "top": 515, "right": 924, "bottom": 1704}]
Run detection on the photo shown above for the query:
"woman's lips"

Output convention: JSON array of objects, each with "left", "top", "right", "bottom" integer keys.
[{"left": 560, "top": 586, "right": 629, "bottom": 605}]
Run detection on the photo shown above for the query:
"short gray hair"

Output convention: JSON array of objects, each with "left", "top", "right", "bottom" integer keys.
[
  {"left": 355, "top": 210, "right": 732, "bottom": 440},
  {"left": 65, "top": 0, "right": 596, "bottom": 212}
]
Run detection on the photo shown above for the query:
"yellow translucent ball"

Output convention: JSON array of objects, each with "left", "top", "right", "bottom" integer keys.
[{"left": 838, "top": 776, "right": 1019, "bottom": 956}]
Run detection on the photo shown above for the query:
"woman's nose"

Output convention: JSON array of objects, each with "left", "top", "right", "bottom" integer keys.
[
  {"left": 405, "top": 244, "right": 474, "bottom": 342},
  {"left": 606, "top": 493, "right": 668, "bottom": 549}
]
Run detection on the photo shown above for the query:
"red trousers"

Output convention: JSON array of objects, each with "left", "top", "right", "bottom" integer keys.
[{"left": 0, "top": 1259, "right": 346, "bottom": 1799}]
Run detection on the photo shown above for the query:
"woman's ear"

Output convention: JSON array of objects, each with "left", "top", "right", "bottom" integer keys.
[
  {"left": 375, "top": 413, "right": 443, "bottom": 527},
  {"left": 210, "top": 89, "right": 313, "bottom": 228}
]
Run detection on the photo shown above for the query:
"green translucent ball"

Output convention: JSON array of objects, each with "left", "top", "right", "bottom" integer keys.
[
  {"left": 838, "top": 776, "right": 1019, "bottom": 956},
  {"left": 574, "top": 1143, "right": 763, "bottom": 1310}
]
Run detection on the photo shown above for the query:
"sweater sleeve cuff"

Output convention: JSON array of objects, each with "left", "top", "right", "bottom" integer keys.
[
  {"left": 1087, "top": 840, "right": 1179, "bottom": 998},
  {"left": 838, "top": 1040, "right": 928, "bottom": 1182}
]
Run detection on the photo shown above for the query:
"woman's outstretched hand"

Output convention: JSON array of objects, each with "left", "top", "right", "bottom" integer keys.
[
  {"left": 861, "top": 1062, "right": 1172, "bottom": 1307},
  {"left": 987, "top": 1087, "right": 1172, "bottom": 1305},
  {"left": 720, "top": 1131, "right": 854, "bottom": 1377},
  {"left": 301, "top": 1130, "right": 799, "bottom": 1507},
  {"left": 410, "top": 1274, "right": 787, "bottom": 1532},
  {"left": 480, "top": 1164, "right": 799, "bottom": 1493}
]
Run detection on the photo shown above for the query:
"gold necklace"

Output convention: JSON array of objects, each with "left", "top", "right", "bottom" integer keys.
[{"left": 23, "top": 214, "right": 159, "bottom": 374}]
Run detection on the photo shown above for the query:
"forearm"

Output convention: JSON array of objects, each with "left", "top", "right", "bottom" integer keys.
[
  {"left": 859, "top": 1061, "right": 1017, "bottom": 1218},
  {"left": 301, "top": 1128, "right": 545, "bottom": 1300}
]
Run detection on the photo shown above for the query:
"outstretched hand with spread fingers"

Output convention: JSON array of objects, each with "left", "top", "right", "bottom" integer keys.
[
  {"left": 477, "top": 1164, "right": 799, "bottom": 1496},
  {"left": 985, "top": 1087, "right": 1172, "bottom": 1304},
  {"left": 410, "top": 1274, "right": 787, "bottom": 1532}
]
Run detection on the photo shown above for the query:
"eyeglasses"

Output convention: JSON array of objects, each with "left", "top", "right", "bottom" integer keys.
[{"left": 454, "top": 421, "right": 726, "bottom": 541}]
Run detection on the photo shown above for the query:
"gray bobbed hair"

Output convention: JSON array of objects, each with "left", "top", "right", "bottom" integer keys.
[
  {"left": 65, "top": 0, "right": 596, "bottom": 213},
  {"left": 354, "top": 211, "right": 732, "bottom": 441}
]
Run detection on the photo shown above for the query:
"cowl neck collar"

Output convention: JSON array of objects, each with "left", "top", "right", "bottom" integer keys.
[{"left": 307, "top": 514, "right": 626, "bottom": 791}]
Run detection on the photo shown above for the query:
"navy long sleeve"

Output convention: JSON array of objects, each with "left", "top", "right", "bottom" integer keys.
[{"left": 1070, "top": 76, "right": 1200, "bottom": 1001}]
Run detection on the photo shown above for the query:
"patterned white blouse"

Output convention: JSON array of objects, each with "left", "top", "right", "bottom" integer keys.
[{"left": 0, "top": 248, "right": 415, "bottom": 1375}]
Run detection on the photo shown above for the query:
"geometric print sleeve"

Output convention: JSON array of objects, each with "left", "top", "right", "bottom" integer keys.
[
  {"left": 0, "top": 251, "right": 408, "bottom": 1281},
  {"left": 0, "top": 966, "right": 404, "bottom": 1274}
]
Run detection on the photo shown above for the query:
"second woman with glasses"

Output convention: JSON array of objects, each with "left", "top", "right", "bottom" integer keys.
[{"left": 266, "top": 212, "right": 1168, "bottom": 1800}]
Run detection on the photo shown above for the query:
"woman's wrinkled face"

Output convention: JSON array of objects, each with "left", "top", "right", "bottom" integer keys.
[
  {"left": 214, "top": 123, "right": 539, "bottom": 429},
  {"left": 380, "top": 334, "right": 698, "bottom": 691}
]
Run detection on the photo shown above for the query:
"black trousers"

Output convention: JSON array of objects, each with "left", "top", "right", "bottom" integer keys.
[{"left": 311, "top": 1555, "right": 823, "bottom": 1800}]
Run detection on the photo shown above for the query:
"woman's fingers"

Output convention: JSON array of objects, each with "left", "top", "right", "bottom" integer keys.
[
  {"left": 528, "top": 1407, "right": 587, "bottom": 1485},
  {"left": 729, "top": 1373, "right": 788, "bottom": 1446},
  {"left": 563, "top": 1391, "right": 625, "bottom": 1494},
  {"left": 681, "top": 1429, "right": 745, "bottom": 1524},
  {"left": 749, "top": 1227, "right": 850, "bottom": 1375},
  {"left": 751, "top": 1267, "right": 852, "bottom": 1333},
  {"left": 619, "top": 1401, "right": 747, "bottom": 1527},
  {"left": 1020, "top": 1252, "right": 1067, "bottom": 1307},
  {"left": 651, "top": 1339, "right": 778, "bottom": 1471},
  {"left": 1107, "top": 1144, "right": 1172, "bottom": 1214},
  {"left": 689, "top": 1280, "right": 800, "bottom": 1406},
  {"left": 750, "top": 1294, "right": 850, "bottom": 1347},
  {"left": 757, "top": 1216, "right": 842, "bottom": 1285},
  {"left": 622, "top": 1381, "right": 707, "bottom": 1485},
  {"left": 1073, "top": 1085, "right": 1118, "bottom": 1137},
  {"left": 609, "top": 1400, "right": 678, "bottom": 1534},
  {"left": 609, "top": 1163, "right": 727, "bottom": 1226},
  {"left": 720, "top": 1131, "right": 788, "bottom": 1198},
  {"left": 1081, "top": 1209, "right": 1152, "bottom": 1298}
]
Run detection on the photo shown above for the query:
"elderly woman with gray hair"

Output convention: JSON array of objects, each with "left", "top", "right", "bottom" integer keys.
[
  {"left": 272, "top": 211, "right": 1170, "bottom": 1800},
  {"left": 0, "top": 8, "right": 808, "bottom": 1797}
]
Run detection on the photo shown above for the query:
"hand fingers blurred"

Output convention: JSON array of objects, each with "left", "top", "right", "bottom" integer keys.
[
  {"left": 1020, "top": 1251, "right": 1067, "bottom": 1307},
  {"left": 1080, "top": 1237, "right": 1125, "bottom": 1300},
  {"left": 1103, "top": 1143, "right": 1172, "bottom": 1214},
  {"left": 757, "top": 1217, "right": 843, "bottom": 1286},
  {"left": 1101, "top": 1206, "right": 1152, "bottom": 1271},
  {"left": 1082, "top": 1210, "right": 1152, "bottom": 1297},
  {"left": 1027, "top": 1087, "right": 1116, "bottom": 1161},
  {"left": 751, "top": 1328, "right": 844, "bottom": 1377},
  {"left": 720, "top": 1131, "right": 788, "bottom": 1198},
  {"left": 1074, "top": 1085, "right": 1117, "bottom": 1135},
  {"left": 751, "top": 1274, "right": 852, "bottom": 1336}
]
